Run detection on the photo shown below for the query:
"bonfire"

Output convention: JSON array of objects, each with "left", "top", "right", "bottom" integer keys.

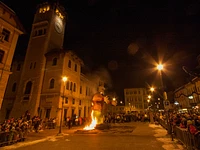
[{"left": 83, "top": 110, "right": 97, "bottom": 130}]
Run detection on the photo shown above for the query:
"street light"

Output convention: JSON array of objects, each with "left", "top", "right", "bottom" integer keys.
[
  {"left": 150, "top": 87, "right": 154, "bottom": 92},
  {"left": 156, "top": 64, "right": 172, "bottom": 139},
  {"left": 58, "top": 76, "right": 67, "bottom": 135}
]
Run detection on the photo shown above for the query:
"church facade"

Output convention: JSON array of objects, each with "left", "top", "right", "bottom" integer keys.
[{"left": 0, "top": 2, "right": 105, "bottom": 125}]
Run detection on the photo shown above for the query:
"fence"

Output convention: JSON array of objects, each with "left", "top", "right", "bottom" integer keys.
[
  {"left": 0, "top": 130, "right": 26, "bottom": 147},
  {"left": 158, "top": 118, "right": 200, "bottom": 150}
]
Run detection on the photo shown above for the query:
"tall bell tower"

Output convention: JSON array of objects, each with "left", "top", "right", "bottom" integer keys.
[{"left": 10, "top": 2, "right": 67, "bottom": 117}]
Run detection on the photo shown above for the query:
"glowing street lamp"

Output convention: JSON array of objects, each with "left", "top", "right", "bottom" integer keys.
[
  {"left": 58, "top": 76, "right": 68, "bottom": 135},
  {"left": 150, "top": 87, "right": 155, "bottom": 92},
  {"left": 157, "top": 64, "right": 163, "bottom": 71}
]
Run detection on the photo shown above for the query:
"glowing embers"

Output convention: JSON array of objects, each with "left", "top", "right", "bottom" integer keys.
[
  {"left": 39, "top": 5, "right": 50, "bottom": 13},
  {"left": 83, "top": 110, "right": 97, "bottom": 130},
  {"left": 55, "top": 9, "right": 64, "bottom": 19}
]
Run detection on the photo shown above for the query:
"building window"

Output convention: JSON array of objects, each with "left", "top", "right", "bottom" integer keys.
[
  {"left": 24, "top": 81, "right": 32, "bottom": 94},
  {"left": 65, "top": 97, "right": 68, "bottom": 104},
  {"left": 38, "top": 29, "right": 43, "bottom": 36},
  {"left": 80, "top": 86, "right": 82, "bottom": 94},
  {"left": 78, "top": 109, "right": 81, "bottom": 117},
  {"left": 72, "top": 98, "right": 75, "bottom": 104},
  {"left": 30, "top": 63, "right": 32, "bottom": 69},
  {"left": 2, "top": 28, "right": 10, "bottom": 42},
  {"left": 74, "top": 64, "right": 77, "bottom": 72},
  {"left": 39, "top": 5, "right": 50, "bottom": 13},
  {"left": 70, "top": 82, "right": 73, "bottom": 91},
  {"left": 86, "top": 87, "right": 88, "bottom": 96},
  {"left": 49, "top": 79, "right": 55, "bottom": 89},
  {"left": 79, "top": 100, "right": 81, "bottom": 105},
  {"left": 73, "top": 83, "right": 76, "bottom": 92},
  {"left": 52, "top": 58, "right": 57, "bottom": 66},
  {"left": 0, "top": 50, "right": 5, "bottom": 63},
  {"left": 33, "top": 28, "right": 46, "bottom": 37},
  {"left": 34, "top": 62, "right": 36, "bottom": 68},
  {"left": 66, "top": 81, "right": 69, "bottom": 90},
  {"left": 17, "top": 64, "right": 21, "bottom": 71},
  {"left": 68, "top": 60, "right": 71, "bottom": 68},
  {"left": 45, "top": 109, "right": 51, "bottom": 119},
  {"left": 12, "top": 82, "right": 17, "bottom": 92}
]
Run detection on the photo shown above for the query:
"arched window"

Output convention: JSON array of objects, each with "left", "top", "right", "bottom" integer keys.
[
  {"left": 74, "top": 64, "right": 77, "bottom": 72},
  {"left": 73, "top": 83, "right": 76, "bottom": 92},
  {"left": 68, "top": 60, "right": 71, "bottom": 68},
  {"left": 70, "top": 82, "right": 73, "bottom": 90},
  {"left": 52, "top": 58, "right": 57, "bottom": 66},
  {"left": 49, "top": 79, "right": 55, "bottom": 89},
  {"left": 24, "top": 81, "right": 32, "bottom": 94},
  {"left": 12, "top": 82, "right": 17, "bottom": 92},
  {"left": 66, "top": 81, "right": 69, "bottom": 90}
]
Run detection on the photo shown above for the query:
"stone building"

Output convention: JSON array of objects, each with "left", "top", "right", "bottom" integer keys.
[
  {"left": 124, "top": 88, "right": 148, "bottom": 113},
  {"left": 0, "top": 2, "right": 105, "bottom": 125},
  {"left": 174, "top": 55, "right": 200, "bottom": 112},
  {"left": 0, "top": 2, "right": 24, "bottom": 109}
]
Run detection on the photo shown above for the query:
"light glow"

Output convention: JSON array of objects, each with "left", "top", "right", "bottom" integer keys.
[
  {"left": 83, "top": 110, "right": 97, "bottom": 130},
  {"left": 157, "top": 64, "right": 163, "bottom": 71},
  {"left": 62, "top": 76, "right": 67, "bottom": 82}
]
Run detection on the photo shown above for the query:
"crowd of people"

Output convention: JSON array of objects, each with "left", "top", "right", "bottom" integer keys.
[
  {"left": 157, "top": 110, "right": 200, "bottom": 149},
  {"left": 103, "top": 112, "right": 150, "bottom": 123},
  {"left": 0, "top": 111, "right": 57, "bottom": 146},
  {"left": 158, "top": 111, "right": 200, "bottom": 135}
]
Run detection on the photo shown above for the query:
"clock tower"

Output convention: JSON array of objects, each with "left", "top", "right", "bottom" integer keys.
[{"left": 10, "top": 2, "right": 67, "bottom": 117}]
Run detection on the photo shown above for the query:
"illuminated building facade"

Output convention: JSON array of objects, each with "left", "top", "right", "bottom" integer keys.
[
  {"left": 0, "top": 2, "right": 24, "bottom": 109},
  {"left": 0, "top": 2, "right": 105, "bottom": 124},
  {"left": 124, "top": 88, "right": 148, "bottom": 113}
]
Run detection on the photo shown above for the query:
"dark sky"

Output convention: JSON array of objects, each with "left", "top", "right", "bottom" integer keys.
[{"left": 3, "top": 0, "right": 200, "bottom": 99}]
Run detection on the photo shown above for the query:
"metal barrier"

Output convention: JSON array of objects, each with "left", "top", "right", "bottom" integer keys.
[
  {"left": 158, "top": 118, "right": 168, "bottom": 130},
  {"left": 158, "top": 118, "right": 200, "bottom": 150},
  {"left": 0, "top": 130, "right": 26, "bottom": 147}
]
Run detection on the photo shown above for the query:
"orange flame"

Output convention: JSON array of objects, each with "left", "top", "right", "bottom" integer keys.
[{"left": 83, "top": 110, "right": 97, "bottom": 130}]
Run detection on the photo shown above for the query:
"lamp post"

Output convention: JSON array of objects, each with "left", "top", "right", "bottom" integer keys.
[
  {"left": 58, "top": 76, "right": 67, "bottom": 135},
  {"left": 156, "top": 64, "right": 172, "bottom": 139}
]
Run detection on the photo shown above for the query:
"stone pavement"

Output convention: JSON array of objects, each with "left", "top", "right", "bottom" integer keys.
[{"left": 2, "top": 122, "right": 186, "bottom": 150}]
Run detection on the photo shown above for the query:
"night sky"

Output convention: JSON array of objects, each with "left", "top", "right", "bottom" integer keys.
[{"left": 3, "top": 0, "right": 200, "bottom": 99}]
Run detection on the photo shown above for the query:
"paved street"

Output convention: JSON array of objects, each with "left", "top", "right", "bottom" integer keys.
[{"left": 2, "top": 122, "right": 185, "bottom": 150}]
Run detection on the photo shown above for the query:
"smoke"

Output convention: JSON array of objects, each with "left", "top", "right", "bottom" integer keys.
[{"left": 86, "top": 66, "right": 112, "bottom": 94}]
